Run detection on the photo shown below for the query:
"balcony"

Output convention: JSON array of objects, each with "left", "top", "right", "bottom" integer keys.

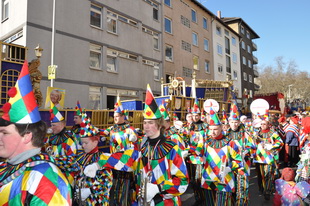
[
  {"left": 1, "top": 42, "right": 27, "bottom": 64},
  {"left": 254, "top": 83, "right": 261, "bottom": 91},
  {"left": 252, "top": 42, "right": 257, "bottom": 51},
  {"left": 253, "top": 67, "right": 259, "bottom": 77},
  {"left": 253, "top": 55, "right": 258, "bottom": 64}
]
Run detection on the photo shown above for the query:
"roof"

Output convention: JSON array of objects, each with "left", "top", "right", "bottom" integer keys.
[{"left": 221, "top": 17, "right": 260, "bottom": 39}]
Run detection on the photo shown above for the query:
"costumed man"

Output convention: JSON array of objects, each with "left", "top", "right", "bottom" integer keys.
[
  {"left": 71, "top": 101, "right": 83, "bottom": 149},
  {"left": 44, "top": 105, "right": 78, "bottom": 186},
  {"left": 227, "top": 102, "right": 256, "bottom": 206},
  {"left": 221, "top": 108, "right": 230, "bottom": 135},
  {"left": 253, "top": 114, "right": 284, "bottom": 200},
  {"left": 285, "top": 115, "right": 300, "bottom": 167},
  {"left": 159, "top": 102, "right": 186, "bottom": 150},
  {"left": 199, "top": 107, "right": 244, "bottom": 206},
  {"left": 59, "top": 112, "right": 113, "bottom": 206},
  {"left": 83, "top": 84, "right": 188, "bottom": 205},
  {"left": 103, "top": 95, "right": 138, "bottom": 206},
  {"left": 0, "top": 61, "right": 71, "bottom": 205},
  {"left": 185, "top": 98, "right": 208, "bottom": 206}
]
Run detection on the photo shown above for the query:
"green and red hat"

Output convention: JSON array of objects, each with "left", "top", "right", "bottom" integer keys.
[{"left": 143, "top": 84, "right": 162, "bottom": 119}]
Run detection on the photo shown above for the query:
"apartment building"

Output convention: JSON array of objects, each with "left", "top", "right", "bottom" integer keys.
[
  {"left": 212, "top": 12, "right": 242, "bottom": 100},
  {"left": 0, "top": 0, "right": 163, "bottom": 109},
  {"left": 221, "top": 16, "right": 260, "bottom": 108},
  {"left": 162, "top": 0, "right": 214, "bottom": 83}
]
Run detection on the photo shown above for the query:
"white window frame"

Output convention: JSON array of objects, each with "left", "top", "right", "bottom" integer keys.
[
  {"left": 233, "top": 71, "right": 238, "bottom": 80},
  {"left": 249, "top": 74, "right": 252, "bottom": 83},
  {"left": 192, "top": 32, "right": 198, "bottom": 46},
  {"left": 107, "top": 11, "right": 117, "bottom": 34},
  {"left": 247, "top": 45, "right": 251, "bottom": 53},
  {"left": 216, "top": 26, "right": 221, "bottom": 36},
  {"left": 1, "top": 0, "right": 9, "bottom": 21},
  {"left": 204, "top": 38, "right": 209, "bottom": 51},
  {"left": 191, "top": 9, "right": 197, "bottom": 23},
  {"left": 246, "top": 31, "right": 250, "bottom": 39},
  {"left": 89, "top": 86, "right": 102, "bottom": 110},
  {"left": 153, "top": 33, "right": 159, "bottom": 50},
  {"left": 248, "top": 60, "right": 252, "bottom": 68},
  {"left": 243, "top": 72, "right": 247, "bottom": 81},
  {"left": 242, "top": 56, "right": 246, "bottom": 65},
  {"left": 193, "top": 55, "right": 199, "bottom": 70},
  {"left": 241, "top": 26, "right": 245, "bottom": 34},
  {"left": 164, "top": 17, "right": 172, "bottom": 34},
  {"left": 232, "top": 36, "right": 236, "bottom": 46},
  {"left": 232, "top": 53, "right": 237, "bottom": 63},
  {"left": 204, "top": 60, "right": 210, "bottom": 73},
  {"left": 154, "top": 64, "right": 160, "bottom": 81},
  {"left": 203, "top": 17, "right": 208, "bottom": 29},
  {"left": 218, "top": 64, "right": 223, "bottom": 74},
  {"left": 107, "top": 55, "right": 117, "bottom": 72},
  {"left": 165, "top": 45, "right": 173, "bottom": 62},
  {"left": 89, "top": 44, "right": 102, "bottom": 70},
  {"left": 242, "top": 41, "right": 245, "bottom": 50},
  {"left": 217, "top": 44, "right": 223, "bottom": 56},
  {"left": 90, "top": 4, "right": 102, "bottom": 28}
]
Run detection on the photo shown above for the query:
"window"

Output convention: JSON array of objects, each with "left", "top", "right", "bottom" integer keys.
[
  {"left": 165, "top": 45, "right": 173, "bottom": 61},
  {"left": 242, "top": 56, "right": 246, "bottom": 65},
  {"left": 1, "top": 0, "right": 9, "bottom": 21},
  {"left": 249, "top": 75, "right": 252, "bottom": 83},
  {"left": 217, "top": 44, "right": 223, "bottom": 55},
  {"left": 232, "top": 36, "right": 236, "bottom": 46},
  {"left": 232, "top": 53, "right": 237, "bottom": 63},
  {"left": 154, "top": 65, "right": 160, "bottom": 80},
  {"left": 89, "top": 44, "right": 101, "bottom": 69},
  {"left": 241, "top": 41, "right": 245, "bottom": 50},
  {"left": 225, "top": 37, "right": 230, "bottom": 54},
  {"left": 89, "top": 86, "right": 102, "bottom": 110},
  {"left": 153, "top": 8, "right": 158, "bottom": 20},
  {"left": 204, "top": 60, "right": 210, "bottom": 73},
  {"left": 191, "top": 9, "right": 197, "bottom": 23},
  {"left": 90, "top": 4, "right": 102, "bottom": 28},
  {"left": 247, "top": 45, "right": 251, "bottom": 53},
  {"left": 107, "top": 55, "right": 117, "bottom": 72},
  {"left": 153, "top": 33, "right": 159, "bottom": 50},
  {"left": 241, "top": 26, "right": 245, "bottom": 34},
  {"left": 181, "top": 15, "right": 190, "bottom": 28},
  {"left": 233, "top": 71, "right": 238, "bottom": 80},
  {"left": 248, "top": 60, "right": 252, "bottom": 68},
  {"left": 216, "top": 26, "right": 221, "bottom": 36},
  {"left": 203, "top": 17, "right": 208, "bottom": 29},
  {"left": 218, "top": 64, "right": 223, "bottom": 73},
  {"left": 164, "top": 0, "right": 171, "bottom": 7},
  {"left": 246, "top": 31, "right": 250, "bottom": 39},
  {"left": 226, "top": 56, "right": 231, "bottom": 73},
  {"left": 107, "top": 11, "right": 117, "bottom": 34},
  {"left": 181, "top": 40, "right": 191, "bottom": 52},
  {"left": 192, "top": 32, "right": 198, "bottom": 46},
  {"left": 243, "top": 72, "right": 247, "bottom": 81},
  {"left": 183, "top": 67, "right": 192, "bottom": 78},
  {"left": 164, "top": 17, "right": 172, "bottom": 33},
  {"left": 193, "top": 56, "right": 199, "bottom": 70},
  {"left": 204, "top": 38, "right": 209, "bottom": 51},
  {"left": 225, "top": 29, "right": 229, "bottom": 36}
]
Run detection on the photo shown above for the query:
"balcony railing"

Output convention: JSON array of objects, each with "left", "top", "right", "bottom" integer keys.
[
  {"left": 253, "top": 55, "right": 258, "bottom": 64},
  {"left": 0, "top": 42, "right": 27, "bottom": 64},
  {"left": 252, "top": 42, "right": 257, "bottom": 51},
  {"left": 253, "top": 67, "right": 259, "bottom": 77}
]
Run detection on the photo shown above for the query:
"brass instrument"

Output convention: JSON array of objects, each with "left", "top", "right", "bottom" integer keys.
[
  {"left": 45, "top": 145, "right": 55, "bottom": 157},
  {"left": 138, "top": 170, "right": 151, "bottom": 206},
  {"left": 74, "top": 165, "right": 87, "bottom": 206}
]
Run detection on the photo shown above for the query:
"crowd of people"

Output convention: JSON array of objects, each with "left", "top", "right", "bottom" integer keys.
[{"left": 1, "top": 61, "right": 310, "bottom": 206}]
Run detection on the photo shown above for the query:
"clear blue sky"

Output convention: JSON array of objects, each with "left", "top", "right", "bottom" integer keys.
[{"left": 201, "top": 0, "right": 310, "bottom": 73}]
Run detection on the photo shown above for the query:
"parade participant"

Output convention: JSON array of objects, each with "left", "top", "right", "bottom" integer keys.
[
  {"left": 83, "top": 84, "right": 188, "bottom": 205},
  {"left": 285, "top": 115, "right": 300, "bottom": 167},
  {"left": 221, "top": 108, "right": 230, "bottom": 135},
  {"left": 159, "top": 102, "right": 186, "bottom": 150},
  {"left": 44, "top": 105, "right": 77, "bottom": 186},
  {"left": 253, "top": 116, "right": 284, "bottom": 200},
  {"left": 103, "top": 95, "right": 137, "bottom": 206},
  {"left": 240, "top": 115, "right": 247, "bottom": 125},
  {"left": 184, "top": 98, "right": 209, "bottom": 205},
  {"left": 71, "top": 101, "right": 83, "bottom": 148},
  {"left": 199, "top": 107, "right": 244, "bottom": 206},
  {"left": 66, "top": 113, "right": 113, "bottom": 206},
  {"left": 227, "top": 102, "right": 256, "bottom": 206},
  {"left": 0, "top": 61, "right": 71, "bottom": 205}
]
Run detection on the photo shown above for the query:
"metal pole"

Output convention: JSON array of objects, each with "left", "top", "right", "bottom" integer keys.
[{"left": 51, "top": 0, "right": 56, "bottom": 87}]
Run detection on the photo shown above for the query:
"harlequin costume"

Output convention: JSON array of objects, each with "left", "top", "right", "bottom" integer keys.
[
  {"left": 84, "top": 84, "right": 188, "bottom": 205},
  {"left": 102, "top": 95, "right": 138, "bottom": 206},
  {"left": 71, "top": 101, "right": 84, "bottom": 148},
  {"left": 0, "top": 61, "right": 72, "bottom": 206},
  {"left": 253, "top": 127, "right": 283, "bottom": 198},
  {"left": 199, "top": 107, "right": 244, "bottom": 206},
  {"left": 227, "top": 102, "right": 256, "bottom": 206},
  {"left": 285, "top": 116, "right": 300, "bottom": 167}
]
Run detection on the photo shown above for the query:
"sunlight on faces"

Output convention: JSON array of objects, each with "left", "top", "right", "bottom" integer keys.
[
  {"left": 143, "top": 120, "right": 160, "bottom": 139},
  {"left": 209, "top": 125, "right": 222, "bottom": 138},
  {"left": 114, "top": 112, "right": 125, "bottom": 125},
  {"left": 192, "top": 113, "right": 200, "bottom": 123},
  {"left": 163, "top": 120, "right": 170, "bottom": 130},
  {"left": 229, "top": 120, "right": 240, "bottom": 131},
  {"left": 51, "top": 121, "right": 65, "bottom": 134},
  {"left": 186, "top": 113, "right": 193, "bottom": 123},
  {"left": 73, "top": 116, "right": 82, "bottom": 125},
  {"left": 222, "top": 124, "right": 230, "bottom": 131},
  {"left": 0, "top": 124, "right": 24, "bottom": 159},
  {"left": 260, "top": 120, "right": 269, "bottom": 130},
  {"left": 82, "top": 137, "right": 98, "bottom": 153}
]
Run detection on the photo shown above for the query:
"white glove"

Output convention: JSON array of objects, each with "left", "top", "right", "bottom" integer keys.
[
  {"left": 128, "top": 134, "right": 137, "bottom": 142},
  {"left": 146, "top": 182, "right": 160, "bottom": 202},
  {"left": 47, "top": 128, "right": 53, "bottom": 134},
  {"left": 80, "top": 188, "right": 91, "bottom": 201},
  {"left": 265, "top": 144, "right": 273, "bottom": 151},
  {"left": 181, "top": 150, "right": 189, "bottom": 158},
  {"left": 84, "top": 163, "right": 100, "bottom": 178},
  {"left": 224, "top": 167, "right": 231, "bottom": 174}
]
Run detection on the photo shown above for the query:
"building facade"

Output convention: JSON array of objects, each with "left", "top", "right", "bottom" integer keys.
[{"left": 0, "top": 0, "right": 163, "bottom": 109}]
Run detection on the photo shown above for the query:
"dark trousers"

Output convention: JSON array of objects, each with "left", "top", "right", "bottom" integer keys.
[{"left": 288, "top": 146, "right": 300, "bottom": 167}]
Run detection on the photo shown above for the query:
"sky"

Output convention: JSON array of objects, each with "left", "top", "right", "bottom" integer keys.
[{"left": 200, "top": 0, "right": 310, "bottom": 73}]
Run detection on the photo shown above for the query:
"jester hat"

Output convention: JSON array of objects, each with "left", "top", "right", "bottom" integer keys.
[
  {"left": 76, "top": 113, "right": 99, "bottom": 138},
  {"left": 143, "top": 84, "right": 162, "bottom": 119},
  {"left": 229, "top": 100, "right": 240, "bottom": 121},
  {"left": 159, "top": 100, "right": 169, "bottom": 121},
  {"left": 1, "top": 61, "right": 41, "bottom": 124},
  {"left": 209, "top": 107, "right": 221, "bottom": 126},
  {"left": 74, "top": 101, "right": 83, "bottom": 116},
  {"left": 50, "top": 104, "right": 64, "bottom": 123},
  {"left": 114, "top": 95, "right": 128, "bottom": 120},
  {"left": 191, "top": 98, "right": 201, "bottom": 114}
]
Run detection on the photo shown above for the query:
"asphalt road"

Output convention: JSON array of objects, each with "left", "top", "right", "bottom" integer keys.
[{"left": 181, "top": 166, "right": 274, "bottom": 206}]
